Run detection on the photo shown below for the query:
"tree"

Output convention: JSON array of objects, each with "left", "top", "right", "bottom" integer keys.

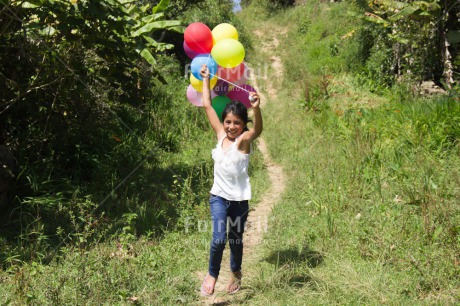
[
  {"left": 351, "top": 0, "right": 459, "bottom": 88},
  {"left": 0, "top": 0, "right": 181, "bottom": 215}
]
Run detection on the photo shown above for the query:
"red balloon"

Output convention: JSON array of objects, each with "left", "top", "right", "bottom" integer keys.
[
  {"left": 235, "top": 63, "right": 250, "bottom": 85},
  {"left": 184, "top": 23, "right": 213, "bottom": 54},
  {"left": 217, "top": 62, "right": 245, "bottom": 83}
]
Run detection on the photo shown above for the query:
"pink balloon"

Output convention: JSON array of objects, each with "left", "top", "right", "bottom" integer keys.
[
  {"left": 217, "top": 62, "right": 245, "bottom": 83},
  {"left": 183, "top": 41, "right": 200, "bottom": 59},
  {"left": 186, "top": 85, "right": 203, "bottom": 106},
  {"left": 186, "top": 85, "right": 216, "bottom": 107},
  {"left": 227, "top": 84, "right": 256, "bottom": 108}
]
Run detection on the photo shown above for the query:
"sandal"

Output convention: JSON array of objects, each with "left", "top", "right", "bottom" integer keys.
[
  {"left": 200, "top": 274, "right": 217, "bottom": 296},
  {"left": 227, "top": 271, "right": 242, "bottom": 294}
]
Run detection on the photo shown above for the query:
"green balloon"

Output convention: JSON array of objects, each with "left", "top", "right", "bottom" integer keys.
[{"left": 212, "top": 95, "right": 232, "bottom": 121}]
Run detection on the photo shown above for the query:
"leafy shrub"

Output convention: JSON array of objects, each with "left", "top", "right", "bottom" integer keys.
[
  {"left": 349, "top": 0, "right": 456, "bottom": 88},
  {"left": 0, "top": 0, "right": 233, "bottom": 264}
]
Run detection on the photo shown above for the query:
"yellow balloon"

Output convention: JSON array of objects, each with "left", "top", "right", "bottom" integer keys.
[
  {"left": 211, "top": 38, "right": 245, "bottom": 69},
  {"left": 212, "top": 23, "right": 239, "bottom": 45},
  {"left": 190, "top": 74, "right": 217, "bottom": 92}
]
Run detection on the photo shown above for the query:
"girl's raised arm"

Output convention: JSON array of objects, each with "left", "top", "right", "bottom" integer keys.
[
  {"left": 200, "top": 65, "right": 224, "bottom": 137},
  {"left": 242, "top": 92, "right": 263, "bottom": 142}
]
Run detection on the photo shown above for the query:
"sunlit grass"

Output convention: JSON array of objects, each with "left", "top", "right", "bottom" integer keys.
[{"left": 237, "top": 0, "right": 460, "bottom": 304}]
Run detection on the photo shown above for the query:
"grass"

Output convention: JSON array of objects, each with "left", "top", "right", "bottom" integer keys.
[
  {"left": 251, "top": 93, "right": 460, "bottom": 303},
  {"left": 245, "top": 81, "right": 460, "bottom": 304},
  {"left": 0, "top": 90, "right": 269, "bottom": 305},
  {"left": 236, "top": 0, "right": 460, "bottom": 305}
]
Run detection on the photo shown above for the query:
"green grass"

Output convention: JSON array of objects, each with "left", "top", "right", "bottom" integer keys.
[
  {"left": 248, "top": 92, "right": 460, "bottom": 305},
  {"left": 236, "top": 0, "right": 460, "bottom": 304},
  {"left": 0, "top": 233, "right": 207, "bottom": 304},
  {"left": 0, "top": 111, "right": 269, "bottom": 304}
]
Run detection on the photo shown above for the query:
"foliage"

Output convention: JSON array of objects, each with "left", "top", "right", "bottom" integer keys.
[
  {"left": 354, "top": 30, "right": 394, "bottom": 92},
  {"left": 349, "top": 0, "right": 459, "bottom": 87},
  {"left": 0, "top": 0, "right": 229, "bottom": 265},
  {"left": 3, "top": 0, "right": 181, "bottom": 104},
  {"left": 256, "top": 0, "right": 295, "bottom": 13}
]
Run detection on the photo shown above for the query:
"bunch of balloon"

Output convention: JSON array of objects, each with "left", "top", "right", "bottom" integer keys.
[{"left": 184, "top": 22, "right": 257, "bottom": 119}]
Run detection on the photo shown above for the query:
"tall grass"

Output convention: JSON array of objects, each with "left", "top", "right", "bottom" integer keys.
[
  {"left": 252, "top": 88, "right": 460, "bottom": 305},
  {"left": 237, "top": 0, "right": 460, "bottom": 304}
]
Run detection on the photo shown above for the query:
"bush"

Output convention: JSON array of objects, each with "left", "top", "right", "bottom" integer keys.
[{"left": 0, "top": 0, "right": 233, "bottom": 264}]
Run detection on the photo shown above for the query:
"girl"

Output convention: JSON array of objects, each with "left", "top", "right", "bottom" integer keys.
[{"left": 199, "top": 64, "right": 262, "bottom": 296}]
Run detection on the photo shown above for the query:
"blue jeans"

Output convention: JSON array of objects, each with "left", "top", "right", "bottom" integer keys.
[{"left": 208, "top": 194, "right": 249, "bottom": 278}]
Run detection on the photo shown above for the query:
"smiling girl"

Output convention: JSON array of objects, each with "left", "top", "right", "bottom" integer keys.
[{"left": 199, "top": 64, "right": 262, "bottom": 296}]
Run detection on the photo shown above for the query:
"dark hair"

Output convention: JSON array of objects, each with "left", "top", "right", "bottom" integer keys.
[{"left": 221, "top": 101, "right": 252, "bottom": 131}]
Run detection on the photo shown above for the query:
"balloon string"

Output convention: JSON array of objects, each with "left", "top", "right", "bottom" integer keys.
[
  {"left": 204, "top": 53, "right": 251, "bottom": 94},
  {"left": 209, "top": 72, "right": 251, "bottom": 93}
]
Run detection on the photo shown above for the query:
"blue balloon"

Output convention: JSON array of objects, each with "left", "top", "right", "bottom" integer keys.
[{"left": 191, "top": 54, "right": 218, "bottom": 81}]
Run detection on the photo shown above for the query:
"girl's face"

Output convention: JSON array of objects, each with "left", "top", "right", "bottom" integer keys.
[{"left": 223, "top": 112, "right": 245, "bottom": 139}]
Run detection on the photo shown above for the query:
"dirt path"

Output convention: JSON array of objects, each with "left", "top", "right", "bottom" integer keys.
[{"left": 197, "top": 28, "right": 286, "bottom": 305}]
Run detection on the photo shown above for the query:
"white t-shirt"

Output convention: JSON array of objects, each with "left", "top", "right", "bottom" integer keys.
[{"left": 210, "top": 135, "right": 252, "bottom": 201}]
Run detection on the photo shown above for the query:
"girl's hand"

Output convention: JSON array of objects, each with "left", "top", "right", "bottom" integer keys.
[
  {"left": 200, "top": 64, "right": 210, "bottom": 79},
  {"left": 249, "top": 92, "right": 260, "bottom": 108}
]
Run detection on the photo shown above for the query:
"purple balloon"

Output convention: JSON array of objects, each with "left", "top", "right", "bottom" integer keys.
[
  {"left": 183, "top": 41, "right": 200, "bottom": 59},
  {"left": 227, "top": 84, "right": 256, "bottom": 108},
  {"left": 212, "top": 79, "right": 230, "bottom": 96}
]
